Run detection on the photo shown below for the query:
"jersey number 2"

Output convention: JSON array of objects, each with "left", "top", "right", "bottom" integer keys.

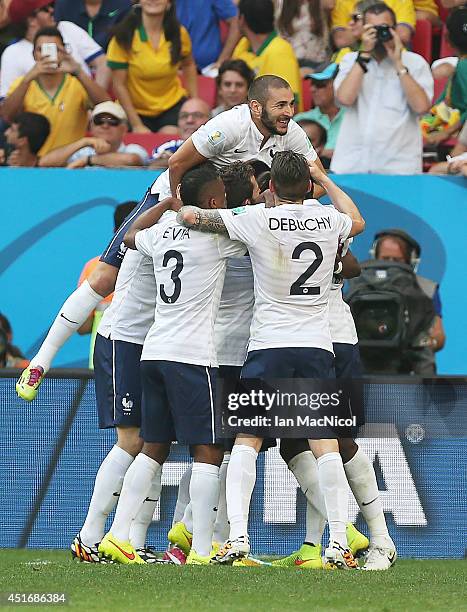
[
  {"left": 290, "top": 242, "right": 323, "bottom": 296},
  {"left": 160, "top": 250, "right": 183, "bottom": 304}
]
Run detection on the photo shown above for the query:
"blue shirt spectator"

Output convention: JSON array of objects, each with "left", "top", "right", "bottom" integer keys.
[
  {"left": 176, "top": 0, "right": 238, "bottom": 70},
  {"left": 54, "top": 0, "right": 132, "bottom": 50}
]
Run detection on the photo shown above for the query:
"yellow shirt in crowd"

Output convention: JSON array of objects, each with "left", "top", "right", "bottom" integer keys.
[
  {"left": 331, "top": 0, "right": 416, "bottom": 30},
  {"left": 107, "top": 25, "right": 191, "bottom": 117},
  {"left": 233, "top": 32, "right": 303, "bottom": 111},
  {"left": 8, "top": 74, "right": 90, "bottom": 155}
]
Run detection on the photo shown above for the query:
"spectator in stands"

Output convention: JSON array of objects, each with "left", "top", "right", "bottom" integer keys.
[
  {"left": 425, "top": 7, "right": 467, "bottom": 147},
  {"left": 77, "top": 200, "right": 137, "bottom": 368},
  {"left": 295, "top": 118, "right": 327, "bottom": 157},
  {"left": 331, "top": 2, "right": 433, "bottom": 174},
  {"left": 331, "top": 0, "right": 415, "bottom": 48},
  {"left": 54, "top": 0, "right": 132, "bottom": 50},
  {"left": 274, "top": 0, "right": 333, "bottom": 74},
  {"left": 107, "top": 1, "right": 198, "bottom": 134},
  {"left": 176, "top": 0, "right": 240, "bottom": 72},
  {"left": 294, "top": 63, "right": 344, "bottom": 165},
  {"left": 232, "top": 0, "right": 303, "bottom": 110},
  {"left": 0, "top": 312, "right": 29, "bottom": 369},
  {"left": 0, "top": 0, "right": 109, "bottom": 97},
  {"left": 1, "top": 27, "right": 110, "bottom": 155},
  {"left": 40, "top": 101, "right": 148, "bottom": 167},
  {"left": 0, "top": 111, "right": 50, "bottom": 166},
  {"left": 428, "top": 121, "right": 467, "bottom": 175},
  {"left": 149, "top": 97, "right": 211, "bottom": 169},
  {"left": 212, "top": 58, "right": 255, "bottom": 116},
  {"left": 413, "top": 0, "right": 440, "bottom": 25}
]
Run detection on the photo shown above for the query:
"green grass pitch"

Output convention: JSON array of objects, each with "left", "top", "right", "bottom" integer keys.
[{"left": 0, "top": 551, "right": 466, "bottom": 612}]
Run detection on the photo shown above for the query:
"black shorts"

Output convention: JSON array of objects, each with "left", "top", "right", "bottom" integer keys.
[
  {"left": 93, "top": 333, "right": 142, "bottom": 429},
  {"left": 140, "top": 360, "right": 218, "bottom": 445},
  {"left": 333, "top": 342, "right": 363, "bottom": 379},
  {"left": 241, "top": 347, "right": 335, "bottom": 380}
]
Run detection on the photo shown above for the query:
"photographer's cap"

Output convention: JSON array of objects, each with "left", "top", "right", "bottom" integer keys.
[
  {"left": 91, "top": 102, "right": 127, "bottom": 122},
  {"left": 305, "top": 63, "right": 339, "bottom": 81}
]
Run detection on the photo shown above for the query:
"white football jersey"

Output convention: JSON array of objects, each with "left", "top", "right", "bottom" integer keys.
[
  {"left": 328, "top": 238, "right": 358, "bottom": 345},
  {"left": 214, "top": 256, "right": 254, "bottom": 367},
  {"left": 135, "top": 211, "right": 246, "bottom": 366},
  {"left": 150, "top": 106, "right": 317, "bottom": 201},
  {"left": 219, "top": 200, "right": 352, "bottom": 353},
  {"left": 97, "top": 248, "right": 156, "bottom": 345}
]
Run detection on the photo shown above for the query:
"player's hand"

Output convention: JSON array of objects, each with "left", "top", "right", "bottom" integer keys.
[
  {"left": 307, "top": 159, "right": 329, "bottom": 187},
  {"left": 361, "top": 24, "right": 377, "bottom": 53},
  {"left": 67, "top": 157, "right": 88, "bottom": 169},
  {"left": 87, "top": 137, "right": 112, "bottom": 154},
  {"left": 165, "top": 196, "right": 183, "bottom": 211},
  {"left": 132, "top": 123, "right": 152, "bottom": 134},
  {"left": 386, "top": 28, "right": 403, "bottom": 64}
]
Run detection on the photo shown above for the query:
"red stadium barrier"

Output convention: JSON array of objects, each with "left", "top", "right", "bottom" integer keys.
[
  {"left": 122, "top": 132, "right": 180, "bottom": 155},
  {"left": 413, "top": 20, "right": 433, "bottom": 63},
  {"left": 181, "top": 74, "right": 217, "bottom": 109},
  {"left": 301, "top": 78, "right": 313, "bottom": 112},
  {"left": 440, "top": 24, "right": 456, "bottom": 58}
]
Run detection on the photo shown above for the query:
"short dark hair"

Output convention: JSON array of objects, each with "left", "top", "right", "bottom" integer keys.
[
  {"left": 33, "top": 26, "right": 64, "bottom": 48},
  {"left": 238, "top": 0, "right": 274, "bottom": 34},
  {"left": 180, "top": 162, "right": 220, "bottom": 206},
  {"left": 270, "top": 151, "right": 310, "bottom": 200},
  {"left": 221, "top": 162, "right": 255, "bottom": 208},
  {"left": 363, "top": 2, "right": 396, "bottom": 24},
  {"left": 446, "top": 7, "right": 467, "bottom": 54},
  {"left": 297, "top": 119, "right": 328, "bottom": 148},
  {"left": 248, "top": 75, "right": 292, "bottom": 105},
  {"left": 216, "top": 59, "right": 255, "bottom": 89},
  {"left": 13, "top": 112, "right": 50, "bottom": 154},
  {"left": 114, "top": 201, "right": 137, "bottom": 232}
]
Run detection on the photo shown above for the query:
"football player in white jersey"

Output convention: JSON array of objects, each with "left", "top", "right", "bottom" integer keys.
[
  {"left": 277, "top": 242, "right": 397, "bottom": 571},
  {"left": 178, "top": 152, "right": 365, "bottom": 569},
  {"left": 98, "top": 163, "right": 248, "bottom": 565},
  {"left": 16, "top": 75, "right": 323, "bottom": 400}
]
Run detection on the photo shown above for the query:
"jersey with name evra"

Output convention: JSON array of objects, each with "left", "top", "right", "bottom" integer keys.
[
  {"left": 219, "top": 200, "right": 352, "bottom": 353},
  {"left": 135, "top": 211, "right": 246, "bottom": 366},
  {"left": 98, "top": 248, "right": 156, "bottom": 345}
]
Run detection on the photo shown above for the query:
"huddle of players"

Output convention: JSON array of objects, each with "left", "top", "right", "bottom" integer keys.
[{"left": 16, "top": 75, "right": 397, "bottom": 570}]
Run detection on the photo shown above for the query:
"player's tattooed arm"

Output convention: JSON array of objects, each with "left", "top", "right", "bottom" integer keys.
[{"left": 177, "top": 206, "right": 229, "bottom": 235}]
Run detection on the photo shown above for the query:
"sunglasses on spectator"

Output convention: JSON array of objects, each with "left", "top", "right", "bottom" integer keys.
[
  {"left": 93, "top": 116, "right": 122, "bottom": 127},
  {"left": 311, "top": 79, "right": 332, "bottom": 88},
  {"left": 178, "top": 111, "right": 208, "bottom": 120},
  {"left": 350, "top": 12, "right": 363, "bottom": 21},
  {"left": 34, "top": 3, "right": 55, "bottom": 15}
]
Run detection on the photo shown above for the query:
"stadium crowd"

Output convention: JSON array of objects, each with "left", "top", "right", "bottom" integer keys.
[{"left": 1, "top": 0, "right": 464, "bottom": 572}]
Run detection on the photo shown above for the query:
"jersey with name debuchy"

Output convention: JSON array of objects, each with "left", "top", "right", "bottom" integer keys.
[
  {"left": 219, "top": 200, "right": 352, "bottom": 353},
  {"left": 97, "top": 248, "right": 156, "bottom": 345},
  {"left": 135, "top": 211, "right": 246, "bottom": 365},
  {"left": 151, "top": 104, "right": 317, "bottom": 200}
]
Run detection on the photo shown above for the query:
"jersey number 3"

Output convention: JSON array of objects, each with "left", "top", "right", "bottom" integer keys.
[
  {"left": 160, "top": 250, "right": 183, "bottom": 304},
  {"left": 290, "top": 242, "right": 323, "bottom": 296}
]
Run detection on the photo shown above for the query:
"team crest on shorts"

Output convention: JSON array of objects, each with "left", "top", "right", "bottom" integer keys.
[{"left": 208, "top": 130, "right": 226, "bottom": 146}]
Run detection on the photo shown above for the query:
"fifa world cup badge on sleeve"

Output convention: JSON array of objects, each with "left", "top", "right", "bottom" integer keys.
[{"left": 208, "top": 130, "right": 226, "bottom": 146}]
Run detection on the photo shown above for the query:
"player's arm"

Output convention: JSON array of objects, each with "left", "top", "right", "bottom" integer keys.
[
  {"left": 176, "top": 206, "right": 229, "bottom": 235},
  {"left": 341, "top": 250, "right": 361, "bottom": 278},
  {"left": 124, "top": 197, "right": 182, "bottom": 248},
  {"left": 168, "top": 139, "right": 209, "bottom": 197},
  {"left": 308, "top": 160, "right": 365, "bottom": 237}
]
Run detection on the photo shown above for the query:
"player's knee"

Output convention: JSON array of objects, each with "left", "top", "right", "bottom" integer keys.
[
  {"left": 192, "top": 444, "right": 224, "bottom": 466},
  {"left": 116, "top": 427, "right": 143, "bottom": 457},
  {"left": 338, "top": 438, "right": 358, "bottom": 463},
  {"left": 309, "top": 438, "right": 339, "bottom": 458},
  {"left": 279, "top": 438, "right": 310, "bottom": 464},
  {"left": 141, "top": 442, "right": 170, "bottom": 464},
  {"left": 89, "top": 262, "right": 118, "bottom": 298}
]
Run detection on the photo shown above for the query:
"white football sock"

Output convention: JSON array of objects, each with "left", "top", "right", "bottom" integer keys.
[
  {"left": 181, "top": 502, "right": 193, "bottom": 534},
  {"left": 31, "top": 280, "right": 103, "bottom": 372},
  {"left": 213, "top": 453, "right": 230, "bottom": 544},
  {"left": 110, "top": 453, "right": 162, "bottom": 543},
  {"left": 317, "top": 452, "right": 348, "bottom": 549},
  {"left": 190, "top": 463, "right": 220, "bottom": 557},
  {"left": 227, "top": 445, "right": 258, "bottom": 540},
  {"left": 287, "top": 451, "right": 327, "bottom": 545},
  {"left": 344, "top": 448, "right": 390, "bottom": 545},
  {"left": 129, "top": 473, "right": 162, "bottom": 549},
  {"left": 172, "top": 464, "right": 193, "bottom": 525},
  {"left": 80, "top": 445, "right": 133, "bottom": 547}
]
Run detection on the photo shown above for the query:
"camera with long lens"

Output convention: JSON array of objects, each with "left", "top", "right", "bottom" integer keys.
[{"left": 375, "top": 24, "right": 393, "bottom": 43}]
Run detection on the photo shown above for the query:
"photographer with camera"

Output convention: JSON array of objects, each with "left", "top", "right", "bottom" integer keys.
[
  {"left": 347, "top": 229, "right": 445, "bottom": 375},
  {"left": 331, "top": 2, "right": 433, "bottom": 174}
]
